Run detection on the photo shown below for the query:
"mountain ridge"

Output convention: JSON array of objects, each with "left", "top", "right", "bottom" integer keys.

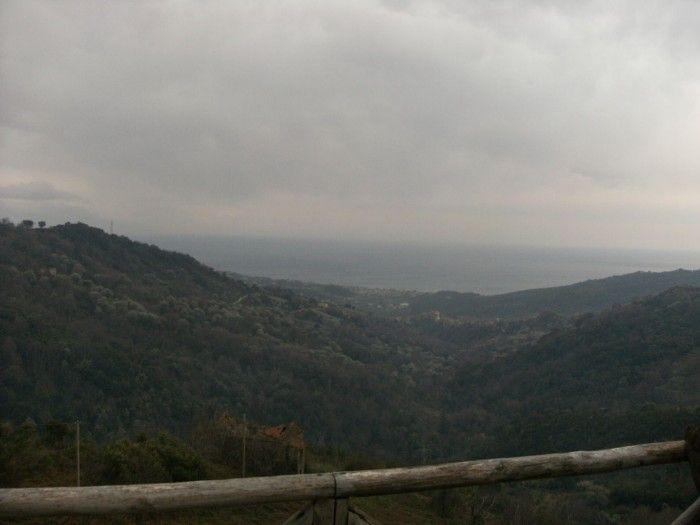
[{"left": 407, "top": 268, "right": 700, "bottom": 319}]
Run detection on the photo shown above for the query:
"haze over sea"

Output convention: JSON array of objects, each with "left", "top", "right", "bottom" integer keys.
[{"left": 139, "top": 235, "right": 700, "bottom": 295}]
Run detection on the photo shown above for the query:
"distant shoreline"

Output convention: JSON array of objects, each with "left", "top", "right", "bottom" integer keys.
[{"left": 142, "top": 234, "right": 700, "bottom": 295}]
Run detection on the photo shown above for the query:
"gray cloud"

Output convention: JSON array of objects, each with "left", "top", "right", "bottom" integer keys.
[
  {"left": 1, "top": 0, "right": 699, "bottom": 248},
  {"left": 0, "top": 181, "right": 83, "bottom": 202}
]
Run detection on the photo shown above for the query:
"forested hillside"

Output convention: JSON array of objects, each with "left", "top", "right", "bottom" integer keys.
[
  {"left": 443, "top": 287, "right": 700, "bottom": 457},
  {"left": 408, "top": 268, "right": 700, "bottom": 319},
  {"left": 1, "top": 222, "right": 699, "bottom": 520},
  {"left": 0, "top": 222, "right": 455, "bottom": 458}
]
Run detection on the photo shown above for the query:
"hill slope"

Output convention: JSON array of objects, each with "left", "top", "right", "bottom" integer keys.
[
  {"left": 0, "top": 223, "right": 454, "bottom": 458},
  {"left": 1, "top": 222, "right": 698, "bottom": 467},
  {"left": 407, "top": 268, "right": 700, "bottom": 319},
  {"left": 445, "top": 287, "right": 700, "bottom": 457}
]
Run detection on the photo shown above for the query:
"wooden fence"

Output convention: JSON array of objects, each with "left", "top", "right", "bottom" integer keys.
[{"left": 1, "top": 431, "right": 699, "bottom": 524}]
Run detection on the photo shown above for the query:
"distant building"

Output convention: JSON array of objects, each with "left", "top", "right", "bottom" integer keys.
[
  {"left": 261, "top": 422, "right": 306, "bottom": 474},
  {"left": 261, "top": 422, "right": 305, "bottom": 450}
]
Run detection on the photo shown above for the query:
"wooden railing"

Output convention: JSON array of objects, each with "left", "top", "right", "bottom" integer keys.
[{"left": 1, "top": 431, "right": 699, "bottom": 524}]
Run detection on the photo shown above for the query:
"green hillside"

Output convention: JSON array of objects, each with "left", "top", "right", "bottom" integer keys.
[
  {"left": 0, "top": 222, "right": 453, "bottom": 458},
  {"left": 407, "top": 269, "right": 700, "bottom": 319},
  {"left": 445, "top": 287, "right": 700, "bottom": 458},
  {"left": 2, "top": 222, "right": 698, "bottom": 457},
  {"left": 1, "top": 222, "right": 698, "bottom": 522}
]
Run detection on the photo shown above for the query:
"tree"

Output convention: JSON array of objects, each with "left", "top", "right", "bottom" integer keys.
[
  {"left": 20, "top": 220, "right": 34, "bottom": 229},
  {"left": 0, "top": 218, "right": 13, "bottom": 232},
  {"left": 38, "top": 221, "right": 46, "bottom": 229},
  {"left": 44, "top": 420, "right": 70, "bottom": 448}
]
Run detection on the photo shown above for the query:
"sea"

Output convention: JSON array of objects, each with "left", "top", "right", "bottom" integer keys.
[{"left": 142, "top": 235, "right": 700, "bottom": 295}]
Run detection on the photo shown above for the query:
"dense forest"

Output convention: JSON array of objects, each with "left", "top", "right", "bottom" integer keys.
[
  {"left": 0, "top": 222, "right": 456, "bottom": 457},
  {"left": 444, "top": 286, "right": 700, "bottom": 455},
  {"left": 1, "top": 222, "right": 698, "bottom": 523}
]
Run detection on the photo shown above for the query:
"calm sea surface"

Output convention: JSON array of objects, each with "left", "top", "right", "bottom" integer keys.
[{"left": 143, "top": 235, "right": 700, "bottom": 294}]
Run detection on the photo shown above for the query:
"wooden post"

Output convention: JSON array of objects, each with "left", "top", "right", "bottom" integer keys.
[
  {"left": 333, "top": 498, "right": 348, "bottom": 525},
  {"left": 297, "top": 445, "right": 306, "bottom": 474},
  {"left": 685, "top": 426, "right": 700, "bottom": 492},
  {"left": 282, "top": 499, "right": 332, "bottom": 524},
  {"left": 241, "top": 414, "right": 247, "bottom": 478},
  {"left": 75, "top": 421, "right": 80, "bottom": 487},
  {"left": 673, "top": 426, "right": 700, "bottom": 524},
  {"left": 671, "top": 497, "right": 700, "bottom": 525},
  {"left": 282, "top": 498, "right": 374, "bottom": 525}
]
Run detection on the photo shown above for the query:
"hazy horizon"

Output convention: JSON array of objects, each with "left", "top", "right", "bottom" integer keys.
[
  {"left": 141, "top": 232, "right": 700, "bottom": 294},
  {"left": 3, "top": 1, "right": 700, "bottom": 251},
  {"left": 4, "top": 217, "right": 700, "bottom": 293}
]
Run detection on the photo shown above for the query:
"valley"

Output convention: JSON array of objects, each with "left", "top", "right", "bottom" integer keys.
[{"left": 1, "top": 222, "right": 698, "bottom": 523}]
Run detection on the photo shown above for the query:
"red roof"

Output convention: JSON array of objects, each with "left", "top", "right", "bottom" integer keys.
[{"left": 261, "top": 423, "right": 304, "bottom": 448}]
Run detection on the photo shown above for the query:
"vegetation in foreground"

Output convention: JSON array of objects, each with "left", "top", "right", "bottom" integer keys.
[{"left": 1, "top": 418, "right": 690, "bottom": 524}]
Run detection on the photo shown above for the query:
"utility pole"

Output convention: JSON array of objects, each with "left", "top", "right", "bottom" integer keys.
[
  {"left": 241, "top": 413, "right": 247, "bottom": 478},
  {"left": 298, "top": 445, "right": 306, "bottom": 474},
  {"left": 76, "top": 421, "right": 81, "bottom": 487}
]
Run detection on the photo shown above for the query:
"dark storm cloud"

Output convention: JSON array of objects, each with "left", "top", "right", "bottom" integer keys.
[{"left": 1, "top": 1, "right": 699, "bottom": 247}]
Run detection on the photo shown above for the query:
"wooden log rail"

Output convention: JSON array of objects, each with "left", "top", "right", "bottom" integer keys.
[{"left": 0, "top": 440, "right": 690, "bottom": 518}]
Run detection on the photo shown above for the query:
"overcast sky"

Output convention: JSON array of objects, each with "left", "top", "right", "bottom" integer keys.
[{"left": 1, "top": 1, "right": 699, "bottom": 249}]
